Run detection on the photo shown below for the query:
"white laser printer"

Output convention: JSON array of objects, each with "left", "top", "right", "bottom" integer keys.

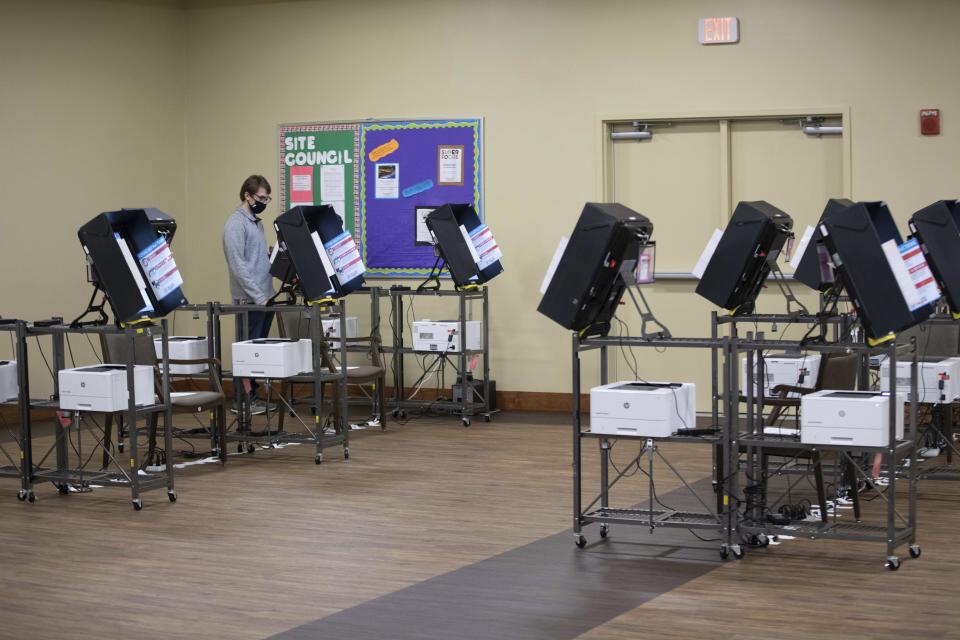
[
  {"left": 741, "top": 353, "right": 821, "bottom": 398},
  {"left": 59, "top": 364, "right": 155, "bottom": 412},
  {"left": 879, "top": 356, "right": 960, "bottom": 404},
  {"left": 801, "top": 390, "right": 904, "bottom": 447},
  {"left": 154, "top": 336, "right": 208, "bottom": 375},
  {"left": 232, "top": 338, "right": 312, "bottom": 378},
  {"left": 0, "top": 360, "right": 18, "bottom": 402},
  {"left": 411, "top": 320, "right": 482, "bottom": 353},
  {"left": 320, "top": 316, "right": 358, "bottom": 348},
  {"left": 590, "top": 381, "right": 696, "bottom": 437}
]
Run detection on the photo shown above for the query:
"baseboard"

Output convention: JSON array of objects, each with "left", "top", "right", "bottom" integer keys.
[
  {"left": 0, "top": 385, "right": 583, "bottom": 426},
  {"left": 204, "top": 379, "right": 583, "bottom": 413},
  {"left": 385, "top": 387, "right": 588, "bottom": 413}
]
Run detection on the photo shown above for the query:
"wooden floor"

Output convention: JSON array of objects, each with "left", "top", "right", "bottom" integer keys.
[{"left": 0, "top": 412, "right": 959, "bottom": 639}]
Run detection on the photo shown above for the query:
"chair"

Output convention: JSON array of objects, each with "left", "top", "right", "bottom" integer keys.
[
  {"left": 897, "top": 322, "right": 960, "bottom": 461},
  {"left": 897, "top": 322, "right": 960, "bottom": 358},
  {"left": 99, "top": 332, "right": 228, "bottom": 467},
  {"left": 749, "top": 351, "right": 861, "bottom": 522},
  {"left": 276, "top": 311, "right": 388, "bottom": 432}
]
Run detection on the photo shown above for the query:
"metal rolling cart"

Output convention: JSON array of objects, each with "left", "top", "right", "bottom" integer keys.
[
  {"left": 14, "top": 320, "right": 176, "bottom": 509},
  {"left": 713, "top": 309, "right": 860, "bottom": 488},
  {"left": 275, "top": 287, "right": 389, "bottom": 428},
  {"left": 152, "top": 301, "right": 224, "bottom": 459},
  {"left": 903, "top": 313, "right": 960, "bottom": 482},
  {"left": 388, "top": 287, "right": 494, "bottom": 426},
  {"left": 212, "top": 301, "right": 349, "bottom": 464},
  {"left": 337, "top": 286, "right": 390, "bottom": 421},
  {"left": 732, "top": 331, "right": 921, "bottom": 570},
  {"left": 571, "top": 331, "right": 740, "bottom": 560},
  {"left": 0, "top": 320, "right": 36, "bottom": 500}
]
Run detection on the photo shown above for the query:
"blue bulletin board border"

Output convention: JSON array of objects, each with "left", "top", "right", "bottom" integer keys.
[{"left": 359, "top": 118, "right": 483, "bottom": 278}]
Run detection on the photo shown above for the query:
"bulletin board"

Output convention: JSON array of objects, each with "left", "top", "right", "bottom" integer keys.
[
  {"left": 278, "top": 117, "right": 483, "bottom": 279},
  {"left": 278, "top": 122, "right": 361, "bottom": 236}
]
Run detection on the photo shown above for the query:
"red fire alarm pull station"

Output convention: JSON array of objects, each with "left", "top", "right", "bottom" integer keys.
[{"left": 920, "top": 109, "right": 940, "bottom": 136}]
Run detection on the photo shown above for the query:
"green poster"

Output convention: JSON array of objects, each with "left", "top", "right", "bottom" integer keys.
[{"left": 280, "top": 128, "right": 358, "bottom": 235}]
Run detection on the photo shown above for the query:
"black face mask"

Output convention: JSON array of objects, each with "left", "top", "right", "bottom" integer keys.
[{"left": 250, "top": 199, "right": 267, "bottom": 215}]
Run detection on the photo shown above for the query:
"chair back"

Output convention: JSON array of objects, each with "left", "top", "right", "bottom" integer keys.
[
  {"left": 899, "top": 323, "right": 960, "bottom": 358},
  {"left": 100, "top": 332, "right": 159, "bottom": 367},
  {"left": 817, "top": 352, "right": 859, "bottom": 391}
]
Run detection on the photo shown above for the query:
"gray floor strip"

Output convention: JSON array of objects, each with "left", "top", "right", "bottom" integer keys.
[{"left": 270, "top": 479, "right": 724, "bottom": 640}]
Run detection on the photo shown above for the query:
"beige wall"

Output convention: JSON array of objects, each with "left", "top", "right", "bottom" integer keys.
[
  {"left": 179, "top": 0, "right": 960, "bottom": 400},
  {"left": 0, "top": 0, "right": 185, "bottom": 391},
  {"left": 3, "top": 0, "right": 960, "bottom": 402}
]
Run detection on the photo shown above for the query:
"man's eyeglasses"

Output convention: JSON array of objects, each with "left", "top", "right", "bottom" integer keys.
[{"left": 253, "top": 194, "right": 273, "bottom": 204}]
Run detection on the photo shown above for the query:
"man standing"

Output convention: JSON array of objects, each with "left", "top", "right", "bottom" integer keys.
[{"left": 223, "top": 174, "right": 276, "bottom": 414}]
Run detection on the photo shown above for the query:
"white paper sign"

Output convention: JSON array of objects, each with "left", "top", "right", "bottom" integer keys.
[
  {"left": 324, "top": 231, "right": 366, "bottom": 283},
  {"left": 881, "top": 239, "right": 922, "bottom": 310},
  {"left": 291, "top": 172, "right": 312, "bottom": 192},
  {"left": 375, "top": 163, "right": 399, "bottom": 199},
  {"left": 320, "top": 164, "right": 345, "bottom": 202},
  {"left": 138, "top": 237, "right": 184, "bottom": 300},
  {"left": 415, "top": 207, "right": 437, "bottom": 244},
  {"left": 899, "top": 238, "right": 941, "bottom": 308},
  {"left": 692, "top": 229, "right": 724, "bottom": 279},
  {"left": 438, "top": 145, "right": 464, "bottom": 185},
  {"left": 468, "top": 224, "right": 503, "bottom": 271},
  {"left": 459, "top": 224, "right": 481, "bottom": 264}
]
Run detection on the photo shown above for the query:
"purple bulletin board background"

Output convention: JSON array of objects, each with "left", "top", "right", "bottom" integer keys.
[{"left": 360, "top": 119, "right": 483, "bottom": 277}]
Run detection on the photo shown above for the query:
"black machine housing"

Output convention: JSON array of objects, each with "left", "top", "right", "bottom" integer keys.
[
  {"left": 425, "top": 203, "right": 504, "bottom": 287},
  {"left": 820, "top": 201, "right": 933, "bottom": 343},
  {"left": 77, "top": 208, "right": 187, "bottom": 323},
  {"left": 537, "top": 202, "right": 653, "bottom": 337},
  {"left": 793, "top": 198, "right": 855, "bottom": 292},
  {"left": 909, "top": 200, "right": 960, "bottom": 317},
  {"left": 695, "top": 201, "right": 793, "bottom": 315},
  {"left": 273, "top": 205, "right": 365, "bottom": 301}
]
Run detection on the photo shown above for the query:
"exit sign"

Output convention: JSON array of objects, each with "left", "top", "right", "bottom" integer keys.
[{"left": 699, "top": 17, "right": 739, "bottom": 45}]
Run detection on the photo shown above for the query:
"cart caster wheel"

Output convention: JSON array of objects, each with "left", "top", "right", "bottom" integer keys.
[
  {"left": 132, "top": 499, "right": 143, "bottom": 511},
  {"left": 731, "top": 545, "right": 745, "bottom": 560},
  {"left": 17, "top": 490, "right": 27, "bottom": 502},
  {"left": 27, "top": 492, "right": 36, "bottom": 503},
  {"left": 484, "top": 415, "right": 491, "bottom": 423},
  {"left": 237, "top": 442, "right": 244, "bottom": 454},
  {"left": 720, "top": 545, "right": 729, "bottom": 560},
  {"left": 168, "top": 492, "right": 177, "bottom": 503},
  {"left": 247, "top": 444, "right": 256, "bottom": 454},
  {"left": 599, "top": 525, "right": 609, "bottom": 539},
  {"left": 315, "top": 455, "right": 323, "bottom": 465},
  {"left": 886, "top": 556, "right": 901, "bottom": 571},
  {"left": 753, "top": 533, "right": 769, "bottom": 547},
  {"left": 909, "top": 545, "right": 921, "bottom": 559},
  {"left": 462, "top": 418, "right": 471, "bottom": 427},
  {"left": 58, "top": 484, "right": 69, "bottom": 495},
  {"left": 575, "top": 534, "right": 587, "bottom": 549},
  {"left": 771, "top": 535, "right": 779, "bottom": 543},
  {"left": 343, "top": 449, "right": 350, "bottom": 460},
  {"left": 118, "top": 444, "right": 125, "bottom": 453}
]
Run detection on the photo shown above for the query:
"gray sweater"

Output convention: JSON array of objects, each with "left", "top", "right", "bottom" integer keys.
[{"left": 222, "top": 206, "right": 275, "bottom": 304}]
